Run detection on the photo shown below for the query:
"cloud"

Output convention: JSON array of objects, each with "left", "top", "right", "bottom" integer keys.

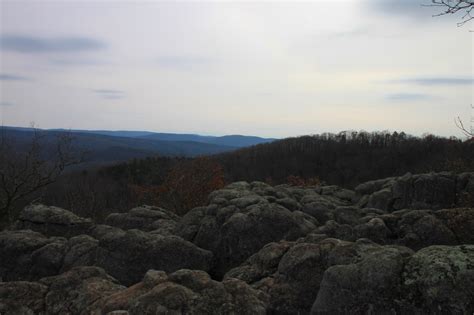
[
  {"left": 0, "top": 73, "right": 30, "bottom": 81},
  {"left": 329, "top": 26, "right": 371, "bottom": 39},
  {"left": 0, "top": 34, "right": 105, "bottom": 53},
  {"left": 363, "top": 0, "right": 447, "bottom": 20},
  {"left": 49, "top": 58, "right": 108, "bottom": 66},
  {"left": 157, "top": 55, "right": 213, "bottom": 71},
  {"left": 0, "top": 101, "right": 15, "bottom": 106},
  {"left": 393, "top": 77, "right": 474, "bottom": 86},
  {"left": 93, "top": 89, "right": 125, "bottom": 100},
  {"left": 385, "top": 93, "right": 432, "bottom": 101}
]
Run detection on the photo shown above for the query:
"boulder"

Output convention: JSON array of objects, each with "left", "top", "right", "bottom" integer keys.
[
  {"left": 311, "top": 241, "right": 414, "bottom": 314},
  {"left": 183, "top": 202, "right": 317, "bottom": 278},
  {"left": 403, "top": 245, "right": 474, "bottom": 313},
  {"left": 0, "top": 230, "right": 67, "bottom": 281},
  {"left": 90, "top": 269, "right": 268, "bottom": 315},
  {"left": 104, "top": 206, "right": 179, "bottom": 232},
  {"left": 13, "top": 204, "right": 93, "bottom": 238},
  {"left": 360, "top": 172, "right": 473, "bottom": 212},
  {"left": 0, "top": 281, "right": 48, "bottom": 314},
  {"left": 39, "top": 266, "right": 125, "bottom": 315},
  {"left": 0, "top": 227, "right": 213, "bottom": 286}
]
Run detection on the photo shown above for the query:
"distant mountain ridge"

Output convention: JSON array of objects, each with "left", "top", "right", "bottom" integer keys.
[
  {"left": 1, "top": 126, "right": 275, "bottom": 166},
  {"left": 7, "top": 126, "right": 275, "bottom": 148}
]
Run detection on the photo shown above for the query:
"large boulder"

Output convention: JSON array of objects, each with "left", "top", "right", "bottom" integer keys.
[
  {"left": 13, "top": 204, "right": 93, "bottom": 238},
  {"left": 226, "top": 237, "right": 414, "bottom": 314},
  {"left": 1, "top": 268, "right": 268, "bottom": 315},
  {"left": 180, "top": 202, "right": 317, "bottom": 278},
  {"left": 89, "top": 228, "right": 214, "bottom": 285},
  {"left": 39, "top": 266, "right": 125, "bottom": 315},
  {"left": 176, "top": 181, "right": 359, "bottom": 277},
  {"left": 312, "top": 241, "right": 414, "bottom": 314},
  {"left": 358, "top": 172, "right": 474, "bottom": 212},
  {"left": 90, "top": 269, "right": 268, "bottom": 314},
  {"left": 403, "top": 245, "right": 474, "bottom": 313},
  {"left": 0, "top": 230, "right": 67, "bottom": 281},
  {"left": 314, "top": 207, "right": 474, "bottom": 250},
  {"left": 104, "top": 205, "right": 179, "bottom": 234},
  {"left": 312, "top": 244, "right": 474, "bottom": 314},
  {"left": 0, "top": 227, "right": 213, "bottom": 286},
  {"left": 0, "top": 281, "right": 48, "bottom": 315}
]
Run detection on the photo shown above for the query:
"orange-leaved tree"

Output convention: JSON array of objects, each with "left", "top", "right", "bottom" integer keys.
[{"left": 157, "top": 157, "right": 225, "bottom": 215}]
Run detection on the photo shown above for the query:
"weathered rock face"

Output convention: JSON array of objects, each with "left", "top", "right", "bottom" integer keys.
[
  {"left": 403, "top": 245, "right": 474, "bottom": 314},
  {"left": 88, "top": 228, "right": 213, "bottom": 286},
  {"left": 0, "top": 230, "right": 67, "bottom": 281},
  {"left": 315, "top": 207, "right": 474, "bottom": 250},
  {"left": 40, "top": 267, "right": 125, "bottom": 315},
  {"left": 104, "top": 206, "right": 179, "bottom": 234},
  {"left": 0, "top": 281, "right": 48, "bottom": 314},
  {"left": 13, "top": 204, "right": 93, "bottom": 238},
  {"left": 312, "top": 241, "right": 415, "bottom": 314},
  {"left": 224, "top": 238, "right": 343, "bottom": 314},
  {"left": 312, "top": 244, "right": 474, "bottom": 314},
  {"left": 1, "top": 268, "right": 268, "bottom": 315},
  {"left": 175, "top": 181, "right": 365, "bottom": 277},
  {"left": 1, "top": 171, "right": 473, "bottom": 314},
  {"left": 1, "top": 226, "right": 213, "bottom": 286},
  {"left": 225, "top": 237, "right": 414, "bottom": 314},
  {"left": 94, "top": 269, "right": 268, "bottom": 314},
  {"left": 358, "top": 172, "right": 474, "bottom": 212}
]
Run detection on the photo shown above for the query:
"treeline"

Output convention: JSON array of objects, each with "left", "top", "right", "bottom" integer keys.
[
  {"left": 34, "top": 131, "right": 474, "bottom": 220},
  {"left": 216, "top": 131, "right": 474, "bottom": 187}
]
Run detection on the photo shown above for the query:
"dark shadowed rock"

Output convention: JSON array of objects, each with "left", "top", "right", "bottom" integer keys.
[
  {"left": 0, "top": 281, "right": 48, "bottom": 314},
  {"left": 92, "top": 229, "right": 214, "bottom": 285},
  {"left": 435, "top": 207, "right": 474, "bottom": 243},
  {"left": 311, "top": 241, "right": 414, "bottom": 314},
  {"left": 0, "top": 230, "right": 67, "bottom": 281},
  {"left": 360, "top": 172, "right": 472, "bottom": 212},
  {"left": 1, "top": 226, "right": 213, "bottom": 286},
  {"left": 314, "top": 207, "right": 474, "bottom": 250},
  {"left": 13, "top": 204, "right": 93, "bottom": 238},
  {"left": 225, "top": 238, "right": 353, "bottom": 314},
  {"left": 90, "top": 269, "right": 268, "bottom": 315},
  {"left": 193, "top": 202, "right": 317, "bottom": 278},
  {"left": 104, "top": 206, "right": 179, "bottom": 232},
  {"left": 40, "top": 266, "right": 125, "bottom": 315}
]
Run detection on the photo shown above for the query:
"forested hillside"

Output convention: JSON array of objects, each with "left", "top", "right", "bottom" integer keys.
[
  {"left": 215, "top": 131, "right": 474, "bottom": 187},
  {"left": 31, "top": 131, "right": 473, "bottom": 221}
]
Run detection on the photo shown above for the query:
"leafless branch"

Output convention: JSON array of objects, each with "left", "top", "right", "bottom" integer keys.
[
  {"left": 0, "top": 126, "right": 84, "bottom": 224},
  {"left": 423, "top": 0, "right": 474, "bottom": 27}
]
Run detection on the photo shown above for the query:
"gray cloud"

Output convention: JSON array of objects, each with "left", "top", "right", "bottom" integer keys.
[
  {"left": 329, "top": 26, "right": 371, "bottom": 39},
  {"left": 157, "top": 56, "right": 213, "bottom": 71},
  {"left": 0, "top": 34, "right": 105, "bottom": 53},
  {"left": 93, "top": 89, "right": 125, "bottom": 100},
  {"left": 393, "top": 77, "right": 474, "bottom": 86},
  {"left": 0, "top": 73, "right": 30, "bottom": 81},
  {"left": 386, "top": 93, "right": 431, "bottom": 101},
  {"left": 49, "top": 58, "right": 108, "bottom": 66},
  {"left": 0, "top": 101, "right": 15, "bottom": 106},
  {"left": 363, "top": 0, "right": 447, "bottom": 20}
]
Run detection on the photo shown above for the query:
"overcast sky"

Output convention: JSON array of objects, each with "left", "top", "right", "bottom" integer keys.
[{"left": 0, "top": 0, "right": 472, "bottom": 138}]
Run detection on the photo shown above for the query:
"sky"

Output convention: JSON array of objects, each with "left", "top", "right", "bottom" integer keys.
[{"left": 0, "top": 0, "right": 472, "bottom": 138}]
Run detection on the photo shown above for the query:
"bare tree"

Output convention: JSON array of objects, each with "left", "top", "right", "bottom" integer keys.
[
  {"left": 0, "top": 126, "right": 83, "bottom": 224},
  {"left": 454, "top": 104, "right": 474, "bottom": 138},
  {"left": 424, "top": 0, "right": 474, "bottom": 26}
]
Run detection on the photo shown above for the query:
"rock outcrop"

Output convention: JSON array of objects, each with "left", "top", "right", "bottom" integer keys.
[
  {"left": 1, "top": 221, "right": 213, "bottom": 286},
  {"left": 0, "top": 171, "right": 473, "bottom": 314},
  {"left": 0, "top": 267, "right": 268, "bottom": 315},
  {"left": 104, "top": 205, "right": 179, "bottom": 235}
]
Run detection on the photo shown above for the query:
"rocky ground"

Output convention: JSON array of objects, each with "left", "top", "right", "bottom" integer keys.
[{"left": 0, "top": 171, "right": 473, "bottom": 314}]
